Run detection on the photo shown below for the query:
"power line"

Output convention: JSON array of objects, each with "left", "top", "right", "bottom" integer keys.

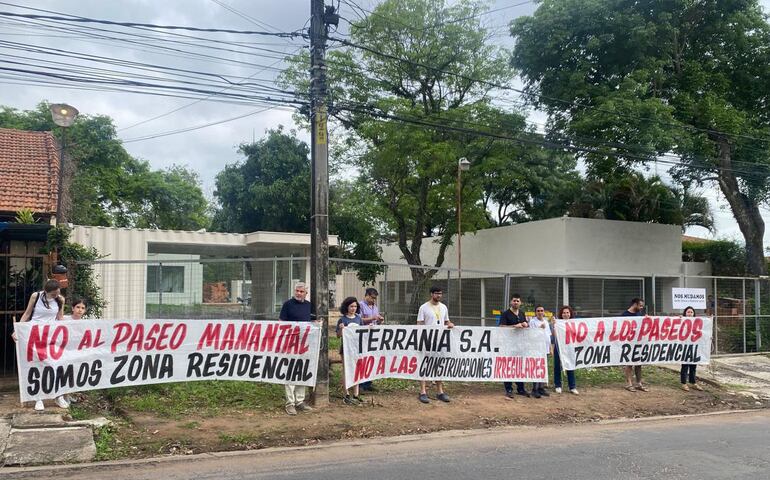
[
  {"left": 209, "top": 0, "right": 283, "bottom": 33},
  {"left": 119, "top": 47, "right": 303, "bottom": 132},
  {"left": 326, "top": 34, "right": 770, "bottom": 146},
  {"left": 121, "top": 105, "right": 289, "bottom": 143},
  {"left": 332, "top": 101, "right": 770, "bottom": 179},
  {"left": 0, "top": 6, "right": 306, "bottom": 38}
]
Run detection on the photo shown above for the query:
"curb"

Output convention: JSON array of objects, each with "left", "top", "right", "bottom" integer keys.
[{"left": 2, "top": 407, "right": 767, "bottom": 475}]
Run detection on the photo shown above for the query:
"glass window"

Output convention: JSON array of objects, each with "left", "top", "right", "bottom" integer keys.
[{"left": 147, "top": 265, "right": 185, "bottom": 293}]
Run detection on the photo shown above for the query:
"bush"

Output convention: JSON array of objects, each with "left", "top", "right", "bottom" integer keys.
[
  {"left": 682, "top": 239, "right": 747, "bottom": 276},
  {"left": 45, "top": 226, "right": 105, "bottom": 317}
]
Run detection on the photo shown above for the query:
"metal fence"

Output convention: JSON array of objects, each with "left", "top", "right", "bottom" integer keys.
[{"left": 59, "top": 256, "right": 770, "bottom": 355}]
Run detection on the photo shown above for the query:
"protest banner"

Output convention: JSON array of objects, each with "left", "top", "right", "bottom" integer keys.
[
  {"left": 342, "top": 325, "right": 548, "bottom": 387},
  {"left": 15, "top": 319, "right": 321, "bottom": 402},
  {"left": 553, "top": 316, "right": 712, "bottom": 370}
]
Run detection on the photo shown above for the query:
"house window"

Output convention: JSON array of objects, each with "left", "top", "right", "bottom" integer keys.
[{"left": 147, "top": 265, "right": 185, "bottom": 293}]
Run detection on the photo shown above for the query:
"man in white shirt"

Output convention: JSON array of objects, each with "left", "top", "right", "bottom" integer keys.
[{"left": 416, "top": 286, "right": 454, "bottom": 404}]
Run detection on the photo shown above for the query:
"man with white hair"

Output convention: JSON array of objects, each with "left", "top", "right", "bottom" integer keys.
[{"left": 279, "top": 282, "right": 313, "bottom": 415}]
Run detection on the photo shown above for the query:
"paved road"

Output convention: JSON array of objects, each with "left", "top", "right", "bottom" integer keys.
[{"left": 5, "top": 410, "right": 770, "bottom": 480}]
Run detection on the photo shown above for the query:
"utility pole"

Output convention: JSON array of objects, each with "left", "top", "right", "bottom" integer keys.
[{"left": 309, "top": 0, "right": 336, "bottom": 406}]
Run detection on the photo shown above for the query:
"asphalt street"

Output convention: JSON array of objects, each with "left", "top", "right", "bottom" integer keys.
[{"left": 5, "top": 410, "right": 770, "bottom": 480}]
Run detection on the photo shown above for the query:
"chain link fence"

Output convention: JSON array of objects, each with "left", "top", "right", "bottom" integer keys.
[{"left": 64, "top": 256, "right": 770, "bottom": 357}]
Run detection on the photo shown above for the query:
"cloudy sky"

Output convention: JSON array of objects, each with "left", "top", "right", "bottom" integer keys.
[{"left": 1, "top": 0, "right": 769, "bottom": 244}]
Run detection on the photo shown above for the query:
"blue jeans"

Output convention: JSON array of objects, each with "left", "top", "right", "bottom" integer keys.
[{"left": 553, "top": 343, "right": 576, "bottom": 390}]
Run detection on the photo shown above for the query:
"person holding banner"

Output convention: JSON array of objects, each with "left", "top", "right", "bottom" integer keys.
[
  {"left": 337, "top": 296, "right": 363, "bottom": 405},
  {"left": 358, "top": 288, "right": 384, "bottom": 392},
  {"left": 529, "top": 305, "right": 552, "bottom": 398},
  {"left": 279, "top": 282, "right": 314, "bottom": 415},
  {"left": 64, "top": 297, "right": 87, "bottom": 320},
  {"left": 680, "top": 306, "right": 704, "bottom": 392},
  {"left": 416, "top": 286, "right": 454, "bottom": 404},
  {"left": 499, "top": 293, "right": 530, "bottom": 398},
  {"left": 12, "top": 279, "right": 67, "bottom": 411},
  {"left": 552, "top": 305, "right": 578, "bottom": 395},
  {"left": 621, "top": 298, "right": 648, "bottom": 392}
]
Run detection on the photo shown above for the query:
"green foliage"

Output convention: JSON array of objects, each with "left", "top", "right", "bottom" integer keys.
[
  {"left": 283, "top": 0, "right": 517, "bottom": 277},
  {"left": 568, "top": 171, "right": 713, "bottom": 230},
  {"left": 511, "top": 0, "right": 770, "bottom": 274},
  {"left": 0, "top": 102, "right": 210, "bottom": 230},
  {"left": 211, "top": 129, "right": 384, "bottom": 273},
  {"left": 682, "top": 239, "right": 747, "bottom": 276},
  {"left": 111, "top": 381, "right": 285, "bottom": 418},
  {"left": 46, "top": 225, "right": 105, "bottom": 317},
  {"left": 212, "top": 127, "right": 311, "bottom": 233},
  {"left": 14, "top": 208, "right": 36, "bottom": 224},
  {"left": 479, "top": 135, "right": 581, "bottom": 225}
]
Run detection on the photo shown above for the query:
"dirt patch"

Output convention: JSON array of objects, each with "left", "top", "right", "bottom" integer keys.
[{"left": 100, "top": 381, "right": 766, "bottom": 458}]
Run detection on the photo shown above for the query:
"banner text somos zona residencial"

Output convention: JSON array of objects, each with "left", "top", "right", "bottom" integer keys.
[{"left": 16, "top": 320, "right": 322, "bottom": 401}]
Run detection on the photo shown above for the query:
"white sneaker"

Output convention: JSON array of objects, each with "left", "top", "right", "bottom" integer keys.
[
  {"left": 34, "top": 400, "right": 44, "bottom": 411},
  {"left": 65, "top": 394, "right": 77, "bottom": 404},
  {"left": 570, "top": 388, "right": 580, "bottom": 395},
  {"left": 555, "top": 387, "right": 562, "bottom": 394},
  {"left": 55, "top": 396, "right": 70, "bottom": 409}
]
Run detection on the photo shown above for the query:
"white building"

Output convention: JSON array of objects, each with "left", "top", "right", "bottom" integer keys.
[
  {"left": 378, "top": 217, "right": 711, "bottom": 323},
  {"left": 71, "top": 225, "right": 338, "bottom": 320}
]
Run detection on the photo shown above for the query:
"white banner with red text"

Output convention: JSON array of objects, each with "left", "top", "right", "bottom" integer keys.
[
  {"left": 342, "top": 325, "right": 548, "bottom": 387},
  {"left": 15, "top": 319, "right": 321, "bottom": 402},
  {"left": 553, "top": 316, "right": 712, "bottom": 370}
]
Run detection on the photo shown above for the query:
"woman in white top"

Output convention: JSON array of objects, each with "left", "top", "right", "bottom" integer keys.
[{"left": 14, "top": 279, "right": 68, "bottom": 411}]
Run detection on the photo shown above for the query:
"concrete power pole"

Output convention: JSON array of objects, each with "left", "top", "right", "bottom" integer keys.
[{"left": 309, "top": 0, "right": 336, "bottom": 406}]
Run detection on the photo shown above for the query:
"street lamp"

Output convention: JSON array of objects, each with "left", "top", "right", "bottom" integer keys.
[
  {"left": 49, "top": 103, "right": 79, "bottom": 225},
  {"left": 457, "top": 157, "right": 471, "bottom": 319}
]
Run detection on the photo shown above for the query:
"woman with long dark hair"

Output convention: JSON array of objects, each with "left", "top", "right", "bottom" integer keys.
[
  {"left": 13, "top": 279, "right": 68, "bottom": 411},
  {"left": 552, "top": 305, "right": 578, "bottom": 395},
  {"left": 337, "top": 296, "right": 363, "bottom": 405}
]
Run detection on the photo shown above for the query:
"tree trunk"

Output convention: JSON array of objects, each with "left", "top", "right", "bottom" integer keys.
[{"left": 715, "top": 139, "right": 767, "bottom": 275}]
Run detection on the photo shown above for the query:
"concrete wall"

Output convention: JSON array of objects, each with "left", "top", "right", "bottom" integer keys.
[{"left": 380, "top": 217, "right": 683, "bottom": 277}]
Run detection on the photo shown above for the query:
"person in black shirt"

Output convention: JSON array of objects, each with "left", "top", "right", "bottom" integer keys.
[
  {"left": 279, "top": 282, "right": 314, "bottom": 415},
  {"left": 621, "top": 297, "right": 648, "bottom": 392},
  {"left": 499, "top": 293, "right": 530, "bottom": 398}
]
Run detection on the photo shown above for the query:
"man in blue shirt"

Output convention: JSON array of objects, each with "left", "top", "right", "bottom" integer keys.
[
  {"left": 280, "top": 282, "right": 313, "bottom": 415},
  {"left": 621, "top": 297, "right": 648, "bottom": 392}
]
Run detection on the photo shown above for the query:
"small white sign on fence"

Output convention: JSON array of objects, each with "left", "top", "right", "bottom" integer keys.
[{"left": 672, "top": 287, "right": 707, "bottom": 310}]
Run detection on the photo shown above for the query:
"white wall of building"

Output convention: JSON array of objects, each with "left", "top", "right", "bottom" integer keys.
[
  {"left": 71, "top": 225, "right": 336, "bottom": 319},
  {"left": 381, "top": 217, "right": 684, "bottom": 277}
]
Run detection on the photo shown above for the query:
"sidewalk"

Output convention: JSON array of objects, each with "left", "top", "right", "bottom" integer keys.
[{"left": 0, "top": 377, "right": 101, "bottom": 466}]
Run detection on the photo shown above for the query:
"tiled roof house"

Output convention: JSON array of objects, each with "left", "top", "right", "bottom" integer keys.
[{"left": 0, "top": 127, "right": 61, "bottom": 222}]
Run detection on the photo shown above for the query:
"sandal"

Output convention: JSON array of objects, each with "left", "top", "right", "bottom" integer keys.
[
  {"left": 635, "top": 384, "right": 649, "bottom": 392},
  {"left": 624, "top": 385, "right": 636, "bottom": 392},
  {"left": 692, "top": 384, "right": 704, "bottom": 391}
]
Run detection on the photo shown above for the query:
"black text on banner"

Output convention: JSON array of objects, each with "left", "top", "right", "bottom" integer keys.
[
  {"left": 15, "top": 319, "right": 322, "bottom": 402},
  {"left": 553, "top": 316, "right": 712, "bottom": 370},
  {"left": 342, "top": 325, "right": 549, "bottom": 387}
]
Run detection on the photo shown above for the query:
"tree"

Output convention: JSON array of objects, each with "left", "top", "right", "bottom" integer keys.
[
  {"left": 211, "top": 128, "right": 383, "bottom": 269},
  {"left": 212, "top": 127, "right": 310, "bottom": 233},
  {"left": 0, "top": 103, "right": 210, "bottom": 230},
  {"left": 283, "top": 0, "right": 523, "bottom": 310},
  {"left": 511, "top": 0, "right": 770, "bottom": 274},
  {"left": 478, "top": 129, "right": 581, "bottom": 225},
  {"left": 567, "top": 171, "right": 714, "bottom": 231}
]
